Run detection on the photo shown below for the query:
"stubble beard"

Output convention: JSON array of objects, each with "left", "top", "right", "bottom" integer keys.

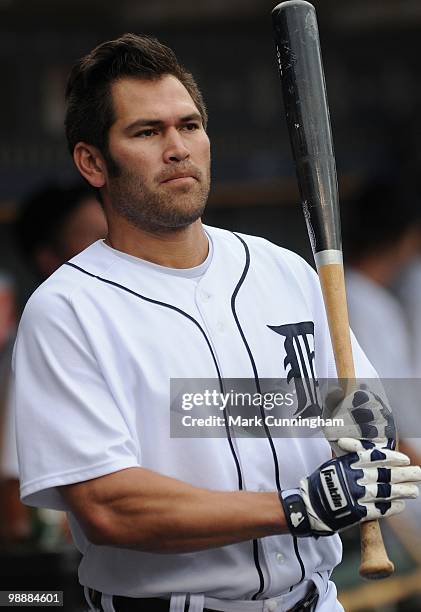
[{"left": 107, "top": 163, "right": 211, "bottom": 234}]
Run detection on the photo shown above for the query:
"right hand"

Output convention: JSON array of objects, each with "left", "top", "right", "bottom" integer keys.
[
  {"left": 280, "top": 438, "right": 421, "bottom": 537},
  {"left": 322, "top": 386, "right": 396, "bottom": 455}
]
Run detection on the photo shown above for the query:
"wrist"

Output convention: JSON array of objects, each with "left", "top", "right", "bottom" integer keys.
[{"left": 279, "top": 489, "right": 312, "bottom": 537}]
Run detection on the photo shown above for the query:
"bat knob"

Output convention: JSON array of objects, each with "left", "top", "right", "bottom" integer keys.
[{"left": 359, "top": 520, "right": 395, "bottom": 580}]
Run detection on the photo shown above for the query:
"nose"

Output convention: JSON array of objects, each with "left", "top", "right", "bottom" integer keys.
[{"left": 163, "top": 128, "right": 190, "bottom": 163}]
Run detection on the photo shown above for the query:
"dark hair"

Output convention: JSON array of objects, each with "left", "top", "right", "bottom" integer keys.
[
  {"left": 15, "top": 184, "right": 94, "bottom": 264},
  {"left": 342, "top": 178, "right": 421, "bottom": 263},
  {"left": 65, "top": 33, "right": 208, "bottom": 163}
]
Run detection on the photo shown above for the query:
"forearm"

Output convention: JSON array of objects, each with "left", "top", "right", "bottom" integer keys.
[{"left": 60, "top": 467, "right": 288, "bottom": 553}]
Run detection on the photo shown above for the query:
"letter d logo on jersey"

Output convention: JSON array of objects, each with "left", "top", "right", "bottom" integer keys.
[{"left": 268, "top": 321, "right": 321, "bottom": 419}]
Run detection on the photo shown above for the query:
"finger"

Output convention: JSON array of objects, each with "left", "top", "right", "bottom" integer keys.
[
  {"left": 386, "top": 466, "right": 421, "bottom": 484},
  {"left": 363, "top": 500, "right": 405, "bottom": 521},
  {"left": 359, "top": 466, "right": 421, "bottom": 485},
  {"left": 336, "top": 437, "right": 395, "bottom": 453},
  {"left": 344, "top": 446, "right": 410, "bottom": 467},
  {"left": 361, "top": 483, "right": 420, "bottom": 502},
  {"left": 336, "top": 438, "right": 379, "bottom": 453}
]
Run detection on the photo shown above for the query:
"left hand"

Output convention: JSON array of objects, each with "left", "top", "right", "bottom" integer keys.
[
  {"left": 322, "top": 386, "right": 396, "bottom": 455},
  {"left": 296, "top": 439, "right": 421, "bottom": 536},
  {"left": 280, "top": 438, "right": 421, "bottom": 538}
]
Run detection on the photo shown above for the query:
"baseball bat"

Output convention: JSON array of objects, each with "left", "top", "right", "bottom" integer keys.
[{"left": 271, "top": 0, "right": 394, "bottom": 580}]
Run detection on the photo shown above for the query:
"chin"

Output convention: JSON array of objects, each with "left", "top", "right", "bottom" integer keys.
[{"left": 159, "top": 207, "right": 205, "bottom": 230}]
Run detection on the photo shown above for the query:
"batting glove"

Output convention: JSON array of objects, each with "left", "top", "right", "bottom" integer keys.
[
  {"left": 280, "top": 438, "right": 421, "bottom": 537},
  {"left": 322, "top": 386, "right": 396, "bottom": 455}
]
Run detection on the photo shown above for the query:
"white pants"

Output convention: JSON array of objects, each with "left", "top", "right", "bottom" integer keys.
[
  {"left": 89, "top": 579, "right": 344, "bottom": 612},
  {"left": 315, "top": 581, "right": 344, "bottom": 611}
]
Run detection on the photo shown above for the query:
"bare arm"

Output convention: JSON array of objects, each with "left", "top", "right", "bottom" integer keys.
[{"left": 59, "top": 467, "right": 288, "bottom": 553}]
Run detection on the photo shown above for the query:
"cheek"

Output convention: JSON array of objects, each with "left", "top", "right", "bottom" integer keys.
[
  {"left": 114, "top": 146, "right": 149, "bottom": 168},
  {"left": 109, "top": 136, "right": 157, "bottom": 171},
  {"left": 195, "top": 135, "right": 211, "bottom": 166}
]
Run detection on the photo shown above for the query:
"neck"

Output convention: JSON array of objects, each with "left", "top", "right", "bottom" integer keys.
[{"left": 104, "top": 217, "right": 209, "bottom": 268}]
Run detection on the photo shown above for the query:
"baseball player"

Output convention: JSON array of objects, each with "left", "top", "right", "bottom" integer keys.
[
  {"left": 13, "top": 34, "right": 421, "bottom": 612},
  {"left": 0, "top": 184, "right": 107, "bottom": 543}
]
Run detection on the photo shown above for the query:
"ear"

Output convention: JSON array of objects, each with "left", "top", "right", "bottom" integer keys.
[{"left": 73, "top": 142, "right": 107, "bottom": 189}]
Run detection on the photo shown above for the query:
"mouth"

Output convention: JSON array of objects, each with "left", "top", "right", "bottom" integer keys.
[
  {"left": 163, "top": 176, "right": 196, "bottom": 184},
  {"left": 161, "top": 172, "right": 199, "bottom": 184}
]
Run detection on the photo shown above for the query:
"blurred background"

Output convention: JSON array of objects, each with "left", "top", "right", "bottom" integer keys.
[{"left": 1, "top": 0, "right": 421, "bottom": 610}]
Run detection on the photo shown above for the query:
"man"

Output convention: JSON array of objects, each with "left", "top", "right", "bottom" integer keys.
[
  {"left": 343, "top": 180, "right": 421, "bottom": 445},
  {"left": 15, "top": 184, "right": 108, "bottom": 282},
  {"left": 343, "top": 180, "right": 421, "bottom": 564},
  {"left": 343, "top": 179, "right": 421, "bottom": 383},
  {"left": 13, "top": 34, "right": 421, "bottom": 612},
  {"left": 0, "top": 184, "right": 107, "bottom": 543}
]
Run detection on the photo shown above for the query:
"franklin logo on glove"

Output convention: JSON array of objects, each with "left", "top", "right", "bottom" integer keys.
[
  {"left": 321, "top": 467, "right": 347, "bottom": 510},
  {"left": 280, "top": 436, "right": 421, "bottom": 538}
]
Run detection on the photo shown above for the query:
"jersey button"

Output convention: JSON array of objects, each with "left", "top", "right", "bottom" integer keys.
[
  {"left": 200, "top": 290, "right": 211, "bottom": 301},
  {"left": 276, "top": 552, "right": 284, "bottom": 564},
  {"left": 264, "top": 600, "right": 278, "bottom": 611}
]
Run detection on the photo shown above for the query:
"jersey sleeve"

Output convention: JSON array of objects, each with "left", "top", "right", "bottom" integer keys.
[
  {"left": 1, "top": 384, "right": 19, "bottom": 479},
  {"left": 0, "top": 339, "right": 19, "bottom": 479},
  {"left": 12, "top": 288, "right": 140, "bottom": 510}
]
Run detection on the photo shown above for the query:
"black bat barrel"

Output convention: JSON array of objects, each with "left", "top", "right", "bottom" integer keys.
[{"left": 272, "top": 0, "right": 341, "bottom": 259}]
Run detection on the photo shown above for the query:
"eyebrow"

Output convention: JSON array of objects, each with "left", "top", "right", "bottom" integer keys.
[{"left": 125, "top": 113, "right": 202, "bottom": 133}]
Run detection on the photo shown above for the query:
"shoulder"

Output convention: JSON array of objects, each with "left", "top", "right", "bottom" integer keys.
[
  {"left": 19, "top": 241, "right": 115, "bottom": 330},
  {"left": 205, "top": 225, "right": 316, "bottom": 276}
]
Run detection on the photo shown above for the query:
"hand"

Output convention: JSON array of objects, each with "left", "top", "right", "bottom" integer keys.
[
  {"left": 322, "top": 386, "right": 396, "bottom": 454},
  {"left": 280, "top": 438, "right": 421, "bottom": 537}
]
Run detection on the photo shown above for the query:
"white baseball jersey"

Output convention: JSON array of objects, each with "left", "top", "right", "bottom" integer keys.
[
  {"left": 13, "top": 226, "right": 376, "bottom": 606},
  {"left": 0, "top": 337, "right": 19, "bottom": 479}
]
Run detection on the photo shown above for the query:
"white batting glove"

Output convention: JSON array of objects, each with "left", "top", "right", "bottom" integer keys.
[
  {"left": 280, "top": 439, "right": 421, "bottom": 537},
  {"left": 322, "top": 386, "right": 396, "bottom": 456}
]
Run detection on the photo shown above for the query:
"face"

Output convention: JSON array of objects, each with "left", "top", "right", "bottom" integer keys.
[
  {"left": 59, "top": 197, "right": 108, "bottom": 259},
  {"left": 104, "top": 75, "right": 211, "bottom": 233},
  {"left": 35, "top": 197, "right": 108, "bottom": 279}
]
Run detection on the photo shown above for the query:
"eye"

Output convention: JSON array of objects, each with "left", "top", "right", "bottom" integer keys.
[
  {"left": 134, "top": 129, "right": 157, "bottom": 138},
  {"left": 181, "top": 123, "right": 200, "bottom": 132}
]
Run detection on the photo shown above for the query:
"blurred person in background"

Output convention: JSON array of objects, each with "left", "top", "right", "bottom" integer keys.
[
  {"left": 343, "top": 178, "right": 421, "bottom": 455},
  {"left": 343, "top": 179, "right": 420, "bottom": 381},
  {"left": 0, "top": 274, "right": 16, "bottom": 353},
  {"left": 0, "top": 274, "right": 18, "bottom": 541},
  {"left": 0, "top": 184, "right": 107, "bottom": 544},
  {"left": 15, "top": 184, "right": 108, "bottom": 282},
  {"left": 395, "top": 224, "right": 421, "bottom": 379},
  {"left": 343, "top": 179, "right": 421, "bottom": 608}
]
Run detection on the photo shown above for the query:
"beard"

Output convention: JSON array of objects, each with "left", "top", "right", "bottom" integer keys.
[{"left": 106, "top": 159, "right": 211, "bottom": 234}]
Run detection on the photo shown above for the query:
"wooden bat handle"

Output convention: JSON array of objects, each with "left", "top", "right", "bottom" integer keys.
[{"left": 318, "top": 263, "right": 394, "bottom": 579}]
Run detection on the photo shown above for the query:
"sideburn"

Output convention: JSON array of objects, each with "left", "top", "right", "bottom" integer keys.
[{"left": 102, "top": 145, "right": 121, "bottom": 178}]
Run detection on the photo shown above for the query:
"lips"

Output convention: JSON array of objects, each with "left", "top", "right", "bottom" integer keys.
[
  {"left": 160, "top": 168, "right": 200, "bottom": 183},
  {"left": 162, "top": 174, "right": 196, "bottom": 183}
]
